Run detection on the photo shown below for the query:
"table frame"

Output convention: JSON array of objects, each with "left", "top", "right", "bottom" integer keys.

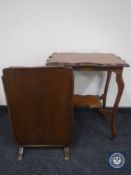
[
  {"left": 47, "top": 53, "right": 129, "bottom": 140},
  {"left": 73, "top": 66, "right": 124, "bottom": 140}
]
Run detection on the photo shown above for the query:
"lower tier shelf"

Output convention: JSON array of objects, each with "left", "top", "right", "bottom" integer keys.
[{"left": 73, "top": 95, "right": 102, "bottom": 108}]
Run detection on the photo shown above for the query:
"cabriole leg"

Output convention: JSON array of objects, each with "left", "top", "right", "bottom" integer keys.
[{"left": 111, "top": 70, "right": 124, "bottom": 140}]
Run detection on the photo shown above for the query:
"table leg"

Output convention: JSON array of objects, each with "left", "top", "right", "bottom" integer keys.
[
  {"left": 111, "top": 70, "right": 124, "bottom": 139},
  {"left": 18, "top": 147, "right": 24, "bottom": 161},
  {"left": 99, "top": 69, "right": 124, "bottom": 140},
  {"left": 103, "top": 71, "right": 112, "bottom": 108},
  {"left": 99, "top": 71, "right": 112, "bottom": 116},
  {"left": 64, "top": 146, "right": 70, "bottom": 160}
]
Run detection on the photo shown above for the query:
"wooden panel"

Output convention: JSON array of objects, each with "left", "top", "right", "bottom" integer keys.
[
  {"left": 73, "top": 95, "right": 102, "bottom": 108},
  {"left": 3, "top": 67, "right": 73, "bottom": 146},
  {"left": 47, "top": 52, "right": 129, "bottom": 67}
]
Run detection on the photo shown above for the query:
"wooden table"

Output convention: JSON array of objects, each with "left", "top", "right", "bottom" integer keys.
[{"left": 47, "top": 52, "right": 130, "bottom": 140}]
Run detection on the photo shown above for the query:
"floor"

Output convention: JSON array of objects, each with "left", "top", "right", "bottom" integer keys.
[{"left": 0, "top": 108, "right": 131, "bottom": 175}]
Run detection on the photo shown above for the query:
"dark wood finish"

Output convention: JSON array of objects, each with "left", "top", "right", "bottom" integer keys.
[
  {"left": 47, "top": 52, "right": 130, "bottom": 140},
  {"left": 2, "top": 67, "right": 74, "bottom": 159}
]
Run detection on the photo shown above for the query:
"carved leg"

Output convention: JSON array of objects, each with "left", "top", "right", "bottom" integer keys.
[
  {"left": 64, "top": 147, "right": 69, "bottom": 160},
  {"left": 18, "top": 147, "right": 24, "bottom": 161},
  {"left": 99, "top": 69, "right": 124, "bottom": 140},
  {"left": 99, "top": 71, "right": 112, "bottom": 117},
  {"left": 102, "top": 71, "right": 112, "bottom": 108},
  {"left": 111, "top": 70, "right": 124, "bottom": 140}
]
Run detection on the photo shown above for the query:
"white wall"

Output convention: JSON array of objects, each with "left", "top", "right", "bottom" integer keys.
[{"left": 0, "top": 0, "right": 131, "bottom": 106}]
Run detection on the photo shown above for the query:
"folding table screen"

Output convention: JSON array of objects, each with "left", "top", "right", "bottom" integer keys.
[{"left": 2, "top": 67, "right": 73, "bottom": 160}]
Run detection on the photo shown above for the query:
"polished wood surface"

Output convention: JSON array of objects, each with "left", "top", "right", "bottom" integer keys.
[
  {"left": 2, "top": 67, "right": 73, "bottom": 147},
  {"left": 47, "top": 52, "right": 129, "bottom": 67}
]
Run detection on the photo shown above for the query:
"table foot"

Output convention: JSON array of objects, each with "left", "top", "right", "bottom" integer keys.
[
  {"left": 64, "top": 147, "right": 70, "bottom": 160},
  {"left": 98, "top": 108, "right": 112, "bottom": 117},
  {"left": 18, "top": 147, "right": 24, "bottom": 161}
]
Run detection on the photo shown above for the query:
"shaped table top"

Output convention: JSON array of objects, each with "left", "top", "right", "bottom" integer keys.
[{"left": 47, "top": 53, "right": 129, "bottom": 68}]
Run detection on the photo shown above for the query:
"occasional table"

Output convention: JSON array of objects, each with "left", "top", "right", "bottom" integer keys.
[{"left": 47, "top": 52, "right": 129, "bottom": 140}]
